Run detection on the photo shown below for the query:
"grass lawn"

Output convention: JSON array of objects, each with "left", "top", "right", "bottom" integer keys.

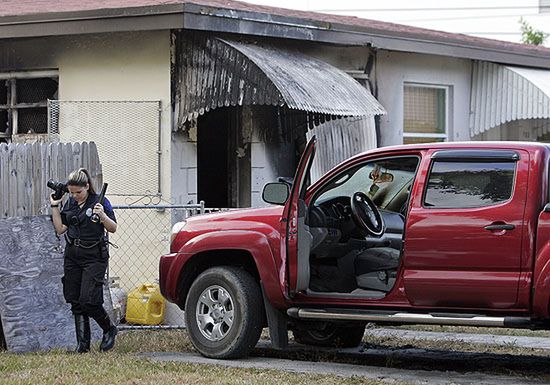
[
  {"left": 0, "top": 330, "right": 396, "bottom": 385},
  {"left": 1, "top": 327, "right": 549, "bottom": 385}
]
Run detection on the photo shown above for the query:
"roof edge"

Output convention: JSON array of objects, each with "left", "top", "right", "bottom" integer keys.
[
  {"left": 0, "top": 2, "right": 549, "bottom": 69},
  {"left": 0, "top": 4, "right": 184, "bottom": 25}
]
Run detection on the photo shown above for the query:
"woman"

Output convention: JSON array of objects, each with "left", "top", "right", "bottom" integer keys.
[{"left": 50, "top": 168, "right": 118, "bottom": 353}]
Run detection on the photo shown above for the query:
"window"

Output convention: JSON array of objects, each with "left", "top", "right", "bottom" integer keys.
[
  {"left": 424, "top": 161, "right": 516, "bottom": 208},
  {"left": 403, "top": 84, "right": 448, "bottom": 144},
  {"left": 313, "top": 157, "right": 419, "bottom": 212},
  {"left": 0, "top": 71, "right": 58, "bottom": 143}
]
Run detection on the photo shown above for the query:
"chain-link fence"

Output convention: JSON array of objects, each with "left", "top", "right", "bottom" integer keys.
[{"left": 107, "top": 202, "right": 225, "bottom": 329}]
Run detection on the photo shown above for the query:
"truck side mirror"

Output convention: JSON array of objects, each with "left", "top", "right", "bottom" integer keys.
[{"left": 262, "top": 182, "right": 290, "bottom": 205}]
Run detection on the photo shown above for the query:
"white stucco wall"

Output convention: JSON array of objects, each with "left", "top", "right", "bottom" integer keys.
[
  {"left": 59, "top": 32, "right": 172, "bottom": 201},
  {"left": 376, "top": 50, "right": 472, "bottom": 147},
  {"left": 1, "top": 31, "right": 172, "bottom": 200},
  {"left": 474, "top": 119, "right": 547, "bottom": 141},
  {"left": 171, "top": 131, "right": 198, "bottom": 205}
]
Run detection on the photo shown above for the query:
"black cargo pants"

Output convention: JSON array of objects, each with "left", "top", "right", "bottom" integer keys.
[{"left": 62, "top": 242, "right": 109, "bottom": 318}]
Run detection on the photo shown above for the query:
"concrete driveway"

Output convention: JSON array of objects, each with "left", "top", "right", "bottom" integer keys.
[{"left": 141, "top": 328, "right": 550, "bottom": 385}]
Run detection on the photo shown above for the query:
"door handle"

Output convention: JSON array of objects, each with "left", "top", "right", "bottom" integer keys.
[{"left": 484, "top": 223, "right": 515, "bottom": 231}]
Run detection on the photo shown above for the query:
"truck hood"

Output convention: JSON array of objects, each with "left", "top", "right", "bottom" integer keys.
[{"left": 185, "top": 205, "right": 284, "bottom": 233}]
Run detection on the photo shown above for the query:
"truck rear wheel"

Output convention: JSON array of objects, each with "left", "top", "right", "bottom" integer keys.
[
  {"left": 292, "top": 322, "right": 365, "bottom": 348},
  {"left": 185, "top": 266, "right": 264, "bottom": 358}
]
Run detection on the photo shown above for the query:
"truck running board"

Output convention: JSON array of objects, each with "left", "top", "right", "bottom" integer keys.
[{"left": 287, "top": 308, "right": 532, "bottom": 328}]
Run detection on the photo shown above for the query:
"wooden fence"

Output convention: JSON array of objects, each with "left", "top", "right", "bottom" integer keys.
[{"left": 0, "top": 142, "right": 102, "bottom": 219}]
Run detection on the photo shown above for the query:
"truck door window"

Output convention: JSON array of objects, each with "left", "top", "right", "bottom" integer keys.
[
  {"left": 313, "top": 157, "right": 419, "bottom": 212},
  {"left": 424, "top": 161, "right": 516, "bottom": 208}
]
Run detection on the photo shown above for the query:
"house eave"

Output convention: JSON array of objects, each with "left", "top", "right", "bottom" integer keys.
[
  {"left": 1, "top": 2, "right": 550, "bottom": 69},
  {"left": 0, "top": 5, "right": 185, "bottom": 38}
]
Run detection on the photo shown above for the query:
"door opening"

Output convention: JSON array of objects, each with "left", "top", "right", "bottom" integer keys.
[{"left": 197, "top": 106, "right": 250, "bottom": 208}]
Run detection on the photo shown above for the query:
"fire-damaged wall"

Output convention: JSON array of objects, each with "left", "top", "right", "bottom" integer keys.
[{"left": 170, "top": 31, "right": 385, "bottom": 207}]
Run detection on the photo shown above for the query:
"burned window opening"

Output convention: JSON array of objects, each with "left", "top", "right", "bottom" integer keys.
[{"left": 0, "top": 74, "right": 58, "bottom": 142}]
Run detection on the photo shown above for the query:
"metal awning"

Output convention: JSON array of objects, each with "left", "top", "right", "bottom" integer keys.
[
  {"left": 470, "top": 61, "right": 550, "bottom": 136},
  {"left": 175, "top": 33, "right": 386, "bottom": 129}
]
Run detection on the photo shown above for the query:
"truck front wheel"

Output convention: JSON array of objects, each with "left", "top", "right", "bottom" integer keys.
[{"left": 185, "top": 266, "right": 264, "bottom": 358}]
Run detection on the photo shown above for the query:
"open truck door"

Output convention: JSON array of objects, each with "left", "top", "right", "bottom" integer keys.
[{"left": 281, "top": 136, "right": 316, "bottom": 298}]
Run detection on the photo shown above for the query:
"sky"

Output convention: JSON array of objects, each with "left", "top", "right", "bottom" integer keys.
[{"left": 242, "top": 0, "right": 550, "bottom": 45}]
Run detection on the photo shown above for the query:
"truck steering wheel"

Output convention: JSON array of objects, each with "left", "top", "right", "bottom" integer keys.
[{"left": 350, "top": 191, "right": 385, "bottom": 237}]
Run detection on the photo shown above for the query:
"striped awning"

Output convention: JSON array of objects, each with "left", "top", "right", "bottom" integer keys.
[
  {"left": 175, "top": 33, "right": 386, "bottom": 128},
  {"left": 470, "top": 61, "right": 550, "bottom": 136}
]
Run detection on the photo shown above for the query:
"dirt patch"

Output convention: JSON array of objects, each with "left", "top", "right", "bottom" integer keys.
[{"left": 253, "top": 340, "right": 550, "bottom": 381}]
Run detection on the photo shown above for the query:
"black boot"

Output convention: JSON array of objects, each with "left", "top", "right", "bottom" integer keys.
[
  {"left": 94, "top": 311, "right": 117, "bottom": 352},
  {"left": 100, "top": 325, "right": 117, "bottom": 352},
  {"left": 74, "top": 315, "right": 91, "bottom": 353}
]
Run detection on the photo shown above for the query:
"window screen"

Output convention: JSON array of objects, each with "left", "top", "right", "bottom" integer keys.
[
  {"left": 424, "top": 161, "right": 515, "bottom": 208},
  {"left": 403, "top": 85, "right": 447, "bottom": 144}
]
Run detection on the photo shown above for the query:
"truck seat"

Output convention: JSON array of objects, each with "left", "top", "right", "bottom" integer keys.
[{"left": 354, "top": 247, "right": 400, "bottom": 291}]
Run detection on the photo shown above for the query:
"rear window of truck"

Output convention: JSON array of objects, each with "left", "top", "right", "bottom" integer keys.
[{"left": 424, "top": 161, "right": 516, "bottom": 208}]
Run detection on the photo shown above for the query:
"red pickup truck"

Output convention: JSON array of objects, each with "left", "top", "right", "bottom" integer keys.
[{"left": 160, "top": 138, "right": 550, "bottom": 358}]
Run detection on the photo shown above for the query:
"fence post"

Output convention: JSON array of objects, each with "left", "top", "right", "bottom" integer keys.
[{"left": 200, "top": 200, "right": 205, "bottom": 214}]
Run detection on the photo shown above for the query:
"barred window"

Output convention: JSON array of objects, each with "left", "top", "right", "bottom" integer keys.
[
  {"left": 0, "top": 71, "right": 58, "bottom": 143},
  {"left": 403, "top": 84, "right": 448, "bottom": 145}
]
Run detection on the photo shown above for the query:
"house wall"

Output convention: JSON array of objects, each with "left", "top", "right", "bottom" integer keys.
[
  {"left": 0, "top": 31, "right": 173, "bottom": 291},
  {"left": 171, "top": 131, "right": 198, "bottom": 205},
  {"left": 300, "top": 45, "right": 372, "bottom": 71},
  {"left": 474, "top": 119, "right": 547, "bottom": 141},
  {"left": 376, "top": 51, "right": 472, "bottom": 147},
  {"left": 251, "top": 132, "right": 295, "bottom": 207},
  {"left": 0, "top": 31, "right": 172, "bottom": 200}
]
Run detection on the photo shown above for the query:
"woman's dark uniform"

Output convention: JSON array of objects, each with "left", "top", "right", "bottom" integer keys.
[{"left": 61, "top": 192, "right": 117, "bottom": 352}]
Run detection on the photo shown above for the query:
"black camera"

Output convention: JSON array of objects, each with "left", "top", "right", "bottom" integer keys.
[{"left": 47, "top": 179, "right": 68, "bottom": 201}]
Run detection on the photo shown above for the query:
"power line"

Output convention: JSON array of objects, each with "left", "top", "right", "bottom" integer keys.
[
  {"left": 312, "top": 5, "right": 545, "bottom": 12},
  {"left": 461, "top": 32, "right": 522, "bottom": 35},
  {"left": 395, "top": 12, "right": 543, "bottom": 23}
]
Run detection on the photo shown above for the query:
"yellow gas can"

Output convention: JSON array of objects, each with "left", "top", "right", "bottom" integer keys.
[{"left": 125, "top": 283, "right": 166, "bottom": 325}]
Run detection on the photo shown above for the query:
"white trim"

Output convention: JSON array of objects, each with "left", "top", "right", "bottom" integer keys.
[
  {"left": 403, "top": 133, "right": 447, "bottom": 138},
  {"left": 0, "top": 70, "right": 58, "bottom": 80},
  {"left": 404, "top": 83, "right": 449, "bottom": 90}
]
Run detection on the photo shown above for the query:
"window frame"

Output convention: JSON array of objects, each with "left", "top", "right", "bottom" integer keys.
[
  {"left": 0, "top": 70, "right": 59, "bottom": 140},
  {"left": 403, "top": 83, "right": 449, "bottom": 144}
]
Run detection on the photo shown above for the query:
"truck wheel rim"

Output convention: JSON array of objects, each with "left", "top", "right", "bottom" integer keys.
[{"left": 195, "top": 285, "right": 235, "bottom": 342}]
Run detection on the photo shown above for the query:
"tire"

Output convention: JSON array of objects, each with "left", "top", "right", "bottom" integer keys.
[
  {"left": 185, "top": 266, "right": 265, "bottom": 358},
  {"left": 292, "top": 322, "right": 365, "bottom": 348}
]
